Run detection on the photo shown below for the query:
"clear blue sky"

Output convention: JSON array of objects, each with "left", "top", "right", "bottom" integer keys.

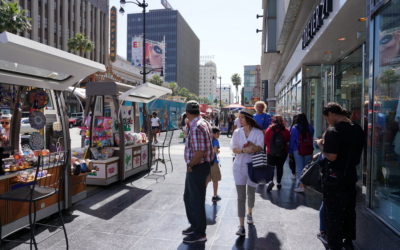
[{"left": 110, "top": 0, "right": 263, "bottom": 97}]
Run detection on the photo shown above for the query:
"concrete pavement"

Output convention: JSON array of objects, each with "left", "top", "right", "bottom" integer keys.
[{"left": 4, "top": 132, "right": 326, "bottom": 250}]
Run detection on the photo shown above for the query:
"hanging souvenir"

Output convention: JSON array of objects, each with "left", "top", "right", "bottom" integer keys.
[
  {"left": 29, "top": 111, "right": 46, "bottom": 129},
  {"left": 27, "top": 89, "right": 49, "bottom": 109},
  {"left": 29, "top": 132, "right": 44, "bottom": 150}
]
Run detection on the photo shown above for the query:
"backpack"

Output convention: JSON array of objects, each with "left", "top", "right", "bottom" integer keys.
[
  {"left": 298, "top": 127, "right": 313, "bottom": 156},
  {"left": 269, "top": 127, "right": 286, "bottom": 157}
]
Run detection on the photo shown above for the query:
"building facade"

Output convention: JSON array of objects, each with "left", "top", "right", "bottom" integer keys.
[
  {"left": 15, "top": 0, "right": 109, "bottom": 64},
  {"left": 199, "top": 61, "right": 217, "bottom": 103},
  {"left": 216, "top": 86, "right": 234, "bottom": 106},
  {"left": 127, "top": 9, "right": 200, "bottom": 94},
  {"left": 260, "top": 0, "right": 400, "bottom": 247},
  {"left": 243, "top": 65, "right": 261, "bottom": 107}
]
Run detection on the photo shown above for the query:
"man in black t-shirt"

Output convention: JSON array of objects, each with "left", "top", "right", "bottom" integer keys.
[{"left": 317, "top": 103, "right": 364, "bottom": 250}]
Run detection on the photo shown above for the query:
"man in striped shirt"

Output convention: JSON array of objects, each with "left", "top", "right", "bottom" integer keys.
[{"left": 182, "top": 100, "right": 213, "bottom": 244}]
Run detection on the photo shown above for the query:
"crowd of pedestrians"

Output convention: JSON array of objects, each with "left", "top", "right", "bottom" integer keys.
[{"left": 181, "top": 100, "right": 364, "bottom": 250}]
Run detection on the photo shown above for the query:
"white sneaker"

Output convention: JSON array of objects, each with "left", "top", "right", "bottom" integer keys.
[{"left": 294, "top": 187, "right": 305, "bottom": 193}]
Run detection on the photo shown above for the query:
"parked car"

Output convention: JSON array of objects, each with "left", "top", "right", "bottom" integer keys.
[
  {"left": 20, "top": 118, "right": 39, "bottom": 134},
  {"left": 69, "top": 118, "right": 78, "bottom": 128},
  {"left": 69, "top": 112, "right": 83, "bottom": 127}
]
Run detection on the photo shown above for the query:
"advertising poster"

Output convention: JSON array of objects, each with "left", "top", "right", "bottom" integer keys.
[{"left": 131, "top": 36, "right": 165, "bottom": 73}]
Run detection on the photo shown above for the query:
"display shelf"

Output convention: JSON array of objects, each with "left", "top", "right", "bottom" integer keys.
[
  {"left": 91, "top": 157, "right": 119, "bottom": 164},
  {"left": 86, "top": 175, "right": 119, "bottom": 186},
  {"left": 110, "top": 142, "right": 148, "bottom": 150},
  {"left": 124, "top": 164, "right": 149, "bottom": 179}
]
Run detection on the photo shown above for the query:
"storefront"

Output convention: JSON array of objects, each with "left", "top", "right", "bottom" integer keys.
[
  {"left": 367, "top": 0, "right": 400, "bottom": 235},
  {"left": 0, "top": 32, "right": 105, "bottom": 237},
  {"left": 267, "top": 0, "right": 400, "bottom": 244}
]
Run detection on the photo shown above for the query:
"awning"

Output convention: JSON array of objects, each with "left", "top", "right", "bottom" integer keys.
[
  {"left": 85, "top": 81, "right": 172, "bottom": 103},
  {"left": 67, "top": 86, "right": 86, "bottom": 99},
  {"left": 118, "top": 82, "right": 172, "bottom": 103},
  {"left": 0, "top": 32, "right": 106, "bottom": 91}
]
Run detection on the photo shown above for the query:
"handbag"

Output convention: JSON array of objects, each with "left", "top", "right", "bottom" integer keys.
[
  {"left": 300, "top": 153, "right": 324, "bottom": 192},
  {"left": 251, "top": 151, "right": 268, "bottom": 168},
  {"left": 247, "top": 162, "right": 275, "bottom": 184}
]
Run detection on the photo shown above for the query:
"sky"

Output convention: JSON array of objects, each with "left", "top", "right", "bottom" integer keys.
[{"left": 110, "top": 0, "right": 263, "bottom": 97}]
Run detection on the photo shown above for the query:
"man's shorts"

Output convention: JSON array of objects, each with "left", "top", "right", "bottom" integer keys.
[{"left": 207, "top": 163, "right": 221, "bottom": 182}]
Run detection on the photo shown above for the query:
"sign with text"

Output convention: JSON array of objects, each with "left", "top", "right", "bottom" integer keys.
[
  {"left": 302, "top": 0, "right": 333, "bottom": 49},
  {"left": 110, "top": 7, "right": 117, "bottom": 62}
]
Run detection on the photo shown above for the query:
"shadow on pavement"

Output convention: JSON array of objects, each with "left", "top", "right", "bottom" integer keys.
[
  {"left": 205, "top": 203, "right": 220, "bottom": 225},
  {"left": 233, "top": 224, "right": 282, "bottom": 250}
]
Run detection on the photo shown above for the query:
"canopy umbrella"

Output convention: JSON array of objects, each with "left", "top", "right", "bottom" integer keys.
[{"left": 224, "top": 103, "right": 245, "bottom": 109}]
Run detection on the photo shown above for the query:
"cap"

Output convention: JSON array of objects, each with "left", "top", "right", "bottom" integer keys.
[
  {"left": 186, "top": 100, "right": 200, "bottom": 113},
  {"left": 1, "top": 114, "right": 12, "bottom": 120}
]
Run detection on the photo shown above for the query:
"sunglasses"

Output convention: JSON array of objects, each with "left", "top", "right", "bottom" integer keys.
[{"left": 1, "top": 122, "right": 10, "bottom": 125}]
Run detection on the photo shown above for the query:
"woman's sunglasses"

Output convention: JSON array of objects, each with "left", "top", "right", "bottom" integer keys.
[{"left": 1, "top": 122, "right": 10, "bottom": 125}]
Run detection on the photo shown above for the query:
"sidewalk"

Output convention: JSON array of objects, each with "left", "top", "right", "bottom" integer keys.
[{"left": 5, "top": 134, "right": 325, "bottom": 250}]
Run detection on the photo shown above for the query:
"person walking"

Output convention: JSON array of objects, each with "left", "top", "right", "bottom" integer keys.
[
  {"left": 181, "top": 113, "right": 187, "bottom": 143},
  {"left": 253, "top": 101, "right": 272, "bottom": 131},
  {"left": 288, "top": 115, "right": 298, "bottom": 180},
  {"left": 182, "top": 101, "right": 213, "bottom": 244},
  {"left": 207, "top": 127, "right": 222, "bottom": 203},
  {"left": 227, "top": 113, "right": 235, "bottom": 138},
  {"left": 264, "top": 115, "right": 290, "bottom": 192},
  {"left": 289, "top": 113, "right": 314, "bottom": 193},
  {"left": 316, "top": 102, "right": 364, "bottom": 250},
  {"left": 150, "top": 112, "right": 161, "bottom": 144},
  {"left": 231, "top": 110, "right": 264, "bottom": 237}
]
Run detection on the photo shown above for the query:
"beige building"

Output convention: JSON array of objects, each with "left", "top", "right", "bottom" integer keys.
[
  {"left": 199, "top": 61, "right": 217, "bottom": 103},
  {"left": 15, "top": 0, "right": 109, "bottom": 64}
]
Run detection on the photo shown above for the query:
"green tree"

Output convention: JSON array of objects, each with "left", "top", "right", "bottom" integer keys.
[
  {"left": 148, "top": 74, "right": 164, "bottom": 86},
  {"left": 67, "top": 33, "right": 94, "bottom": 56},
  {"left": 231, "top": 73, "right": 242, "bottom": 103},
  {"left": 213, "top": 98, "right": 218, "bottom": 105},
  {"left": 0, "top": 0, "right": 31, "bottom": 34},
  {"left": 168, "top": 82, "right": 178, "bottom": 95},
  {"left": 177, "top": 87, "right": 190, "bottom": 98}
]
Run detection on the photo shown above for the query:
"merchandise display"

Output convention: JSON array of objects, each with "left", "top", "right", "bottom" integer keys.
[{"left": 29, "top": 111, "right": 46, "bottom": 130}]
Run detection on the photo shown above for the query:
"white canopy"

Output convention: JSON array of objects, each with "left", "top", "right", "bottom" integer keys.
[
  {"left": 67, "top": 86, "right": 86, "bottom": 99},
  {"left": 0, "top": 32, "right": 105, "bottom": 91},
  {"left": 118, "top": 82, "right": 172, "bottom": 103}
]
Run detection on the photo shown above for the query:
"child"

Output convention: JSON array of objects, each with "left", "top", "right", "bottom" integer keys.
[{"left": 207, "top": 127, "right": 222, "bottom": 203}]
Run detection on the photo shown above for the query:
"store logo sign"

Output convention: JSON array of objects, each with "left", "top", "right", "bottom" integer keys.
[{"left": 302, "top": 0, "right": 333, "bottom": 49}]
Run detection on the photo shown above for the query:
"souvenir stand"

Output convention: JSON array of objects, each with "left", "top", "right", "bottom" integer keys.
[
  {"left": 0, "top": 32, "right": 105, "bottom": 238},
  {"left": 81, "top": 81, "right": 171, "bottom": 185}
]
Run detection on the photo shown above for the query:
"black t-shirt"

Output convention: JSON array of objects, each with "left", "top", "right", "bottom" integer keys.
[{"left": 323, "top": 121, "right": 364, "bottom": 184}]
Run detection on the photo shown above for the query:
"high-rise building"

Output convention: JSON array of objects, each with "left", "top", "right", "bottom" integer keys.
[
  {"left": 127, "top": 9, "right": 200, "bottom": 94},
  {"left": 15, "top": 0, "right": 109, "bottom": 64},
  {"left": 199, "top": 61, "right": 217, "bottom": 103},
  {"left": 243, "top": 65, "right": 261, "bottom": 106}
]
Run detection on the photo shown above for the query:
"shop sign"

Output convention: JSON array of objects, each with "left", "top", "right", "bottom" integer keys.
[
  {"left": 110, "top": 7, "right": 117, "bottom": 62},
  {"left": 302, "top": 0, "right": 333, "bottom": 49}
]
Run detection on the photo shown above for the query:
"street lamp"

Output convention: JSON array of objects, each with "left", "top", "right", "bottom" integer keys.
[{"left": 218, "top": 76, "right": 222, "bottom": 108}]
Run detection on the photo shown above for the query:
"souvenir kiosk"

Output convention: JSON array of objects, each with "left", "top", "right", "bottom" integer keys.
[
  {"left": 82, "top": 81, "right": 171, "bottom": 185},
  {"left": 0, "top": 32, "right": 105, "bottom": 238}
]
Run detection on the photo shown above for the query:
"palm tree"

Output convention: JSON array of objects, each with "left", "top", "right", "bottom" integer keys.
[
  {"left": 0, "top": 0, "right": 31, "bottom": 34},
  {"left": 231, "top": 73, "right": 242, "bottom": 103},
  {"left": 67, "top": 33, "right": 94, "bottom": 56}
]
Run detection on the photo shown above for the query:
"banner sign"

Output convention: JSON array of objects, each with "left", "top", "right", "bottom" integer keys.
[
  {"left": 131, "top": 36, "right": 165, "bottom": 72},
  {"left": 110, "top": 7, "right": 117, "bottom": 62}
]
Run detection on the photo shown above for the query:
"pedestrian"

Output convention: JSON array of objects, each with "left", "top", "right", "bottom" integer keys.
[
  {"left": 231, "top": 110, "right": 264, "bottom": 237},
  {"left": 264, "top": 115, "right": 290, "bottom": 192},
  {"left": 182, "top": 100, "right": 213, "bottom": 244},
  {"left": 289, "top": 113, "right": 314, "bottom": 193},
  {"left": 214, "top": 114, "right": 219, "bottom": 127},
  {"left": 253, "top": 101, "right": 272, "bottom": 131},
  {"left": 288, "top": 115, "right": 299, "bottom": 180},
  {"left": 181, "top": 113, "right": 187, "bottom": 143},
  {"left": 150, "top": 112, "right": 161, "bottom": 144},
  {"left": 227, "top": 113, "right": 235, "bottom": 138},
  {"left": 207, "top": 127, "right": 222, "bottom": 203},
  {"left": 316, "top": 102, "right": 364, "bottom": 250},
  {"left": 233, "top": 113, "right": 241, "bottom": 131}
]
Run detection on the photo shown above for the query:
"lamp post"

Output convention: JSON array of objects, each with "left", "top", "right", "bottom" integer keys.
[{"left": 218, "top": 76, "right": 222, "bottom": 108}]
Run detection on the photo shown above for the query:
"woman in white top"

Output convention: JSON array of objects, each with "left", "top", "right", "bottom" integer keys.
[
  {"left": 230, "top": 110, "right": 264, "bottom": 237},
  {"left": 150, "top": 112, "right": 161, "bottom": 144}
]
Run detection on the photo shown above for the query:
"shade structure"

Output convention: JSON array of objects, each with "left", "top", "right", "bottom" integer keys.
[
  {"left": 224, "top": 103, "right": 245, "bottom": 109},
  {"left": 0, "top": 32, "right": 106, "bottom": 90},
  {"left": 67, "top": 86, "right": 86, "bottom": 99}
]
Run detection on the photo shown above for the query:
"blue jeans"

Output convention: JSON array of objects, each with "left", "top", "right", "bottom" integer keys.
[
  {"left": 320, "top": 202, "right": 326, "bottom": 232},
  {"left": 293, "top": 151, "right": 312, "bottom": 187}
]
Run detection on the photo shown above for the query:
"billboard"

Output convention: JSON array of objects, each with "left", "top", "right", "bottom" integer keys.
[{"left": 131, "top": 36, "right": 165, "bottom": 73}]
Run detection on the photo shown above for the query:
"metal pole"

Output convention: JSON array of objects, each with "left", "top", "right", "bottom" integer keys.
[
  {"left": 142, "top": 0, "right": 146, "bottom": 84},
  {"left": 219, "top": 76, "right": 222, "bottom": 108},
  {"left": 228, "top": 87, "right": 231, "bottom": 104}
]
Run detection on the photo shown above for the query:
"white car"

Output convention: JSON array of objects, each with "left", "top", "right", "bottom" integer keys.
[{"left": 20, "top": 118, "right": 39, "bottom": 134}]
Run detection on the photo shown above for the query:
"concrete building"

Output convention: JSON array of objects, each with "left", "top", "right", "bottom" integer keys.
[
  {"left": 243, "top": 65, "right": 261, "bottom": 107},
  {"left": 199, "top": 61, "right": 217, "bottom": 103},
  {"left": 16, "top": 0, "right": 109, "bottom": 64},
  {"left": 127, "top": 9, "right": 200, "bottom": 94},
  {"left": 260, "top": 0, "right": 400, "bottom": 248},
  {"left": 216, "top": 86, "right": 233, "bottom": 106}
]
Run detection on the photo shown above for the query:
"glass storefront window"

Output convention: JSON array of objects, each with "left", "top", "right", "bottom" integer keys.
[{"left": 370, "top": 0, "right": 400, "bottom": 232}]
